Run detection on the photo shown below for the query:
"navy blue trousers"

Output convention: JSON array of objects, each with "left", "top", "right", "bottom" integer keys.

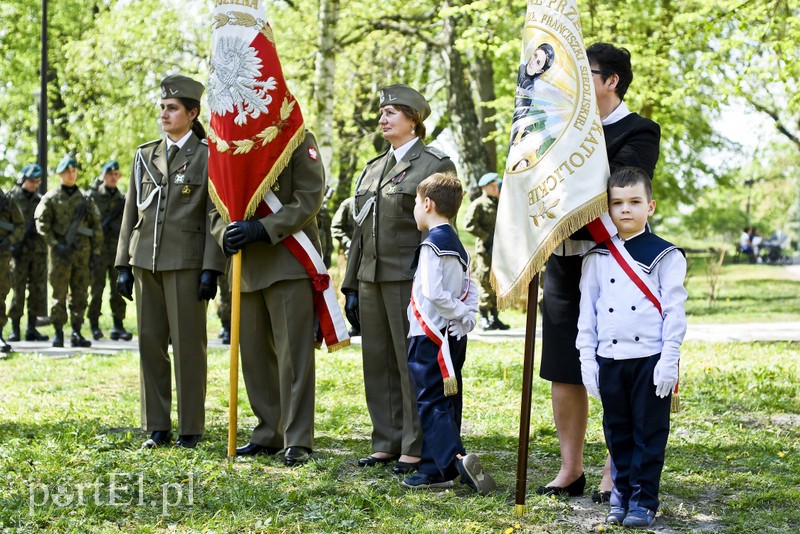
[
  {"left": 598, "top": 354, "right": 671, "bottom": 512},
  {"left": 407, "top": 333, "right": 467, "bottom": 481}
]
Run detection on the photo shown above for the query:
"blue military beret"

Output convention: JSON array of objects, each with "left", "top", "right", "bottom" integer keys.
[
  {"left": 478, "top": 172, "right": 500, "bottom": 187},
  {"left": 56, "top": 155, "right": 79, "bottom": 174},
  {"left": 20, "top": 164, "right": 43, "bottom": 180},
  {"left": 101, "top": 160, "right": 120, "bottom": 173}
]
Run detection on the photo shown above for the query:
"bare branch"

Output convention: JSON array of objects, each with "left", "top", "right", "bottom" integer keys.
[{"left": 744, "top": 95, "right": 800, "bottom": 151}]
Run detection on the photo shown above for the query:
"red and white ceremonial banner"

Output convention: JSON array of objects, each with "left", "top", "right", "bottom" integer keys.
[
  {"left": 208, "top": 0, "right": 305, "bottom": 223},
  {"left": 491, "top": 0, "right": 610, "bottom": 307}
]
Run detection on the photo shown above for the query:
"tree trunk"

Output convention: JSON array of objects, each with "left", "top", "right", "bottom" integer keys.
[{"left": 314, "top": 0, "right": 339, "bottom": 181}]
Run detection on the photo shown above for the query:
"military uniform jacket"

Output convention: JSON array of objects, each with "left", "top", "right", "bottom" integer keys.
[
  {"left": 7, "top": 186, "right": 46, "bottom": 254},
  {"left": 0, "top": 188, "right": 24, "bottom": 249},
  {"left": 35, "top": 186, "right": 103, "bottom": 251},
  {"left": 342, "top": 139, "right": 456, "bottom": 290},
  {"left": 463, "top": 193, "right": 498, "bottom": 257},
  {"left": 210, "top": 131, "right": 325, "bottom": 293},
  {"left": 116, "top": 133, "right": 225, "bottom": 273},
  {"left": 90, "top": 184, "right": 126, "bottom": 257}
]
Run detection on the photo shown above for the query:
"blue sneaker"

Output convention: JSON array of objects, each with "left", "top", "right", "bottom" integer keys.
[
  {"left": 605, "top": 506, "right": 627, "bottom": 525},
  {"left": 456, "top": 454, "right": 497, "bottom": 495},
  {"left": 622, "top": 507, "right": 656, "bottom": 528},
  {"left": 401, "top": 473, "right": 454, "bottom": 489}
]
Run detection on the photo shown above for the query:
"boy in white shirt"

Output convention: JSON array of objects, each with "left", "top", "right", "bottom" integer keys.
[
  {"left": 401, "top": 172, "right": 496, "bottom": 495},
  {"left": 577, "top": 166, "right": 687, "bottom": 528}
]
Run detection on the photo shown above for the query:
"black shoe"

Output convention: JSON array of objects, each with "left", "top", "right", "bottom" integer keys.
[
  {"left": 110, "top": 324, "right": 133, "bottom": 341},
  {"left": 393, "top": 460, "right": 423, "bottom": 474},
  {"left": 175, "top": 435, "right": 201, "bottom": 448},
  {"left": 71, "top": 331, "right": 92, "bottom": 348},
  {"left": 592, "top": 490, "right": 612, "bottom": 503},
  {"left": 1, "top": 341, "right": 11, "bottom": 353},
  {"left": 536, "top": 473, "right": 586, "bottom": 497},
  {"left": 91, "top": 326, "right": 104, "bottom": 341},
  {"left": 7, "top": 321, "right": 21, "bottom": 342},
  {"left": 235, "top": 442, "right": 281, "bottom": 456},
  {"left": 52, "top": 328, "right": 64, "bottom": 348},
  {"left": 221, "top": 328, "right": 230, "bottom": 345},
  {"left": 357, "top": 454, "right": 398, "bottom": 467},
  {"left": 490, "top": 315, "right": 510, "bottom": 330},
  {"left": 142, "top": 430, "right": 172, "bottom": 449},
  {"left": 284, "top": 446, "right": 311, "bottom": 466},
  {"left": 347, "top": 326, "right": 360, "bottom": 337},
  {"left": 25, "top": 328, "right": 49, "bottom": 342}
]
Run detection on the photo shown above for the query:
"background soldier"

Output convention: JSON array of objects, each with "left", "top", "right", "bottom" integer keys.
[
  {"left": 317, "top": 185, "right": 334, "bottom": 268},
  {"left": 217, "top": 275, "right": 231, "bottom": 345},
  {"left": 0, "top": 180, "right": 25, "bottom": 352},
  {"left": 7, "top": 164, "right": 50, "bottom": 343},
  {"left": 331, "top": 196, "right": 355, "bottom": 258},
  {"left": 35, "top": 156, "right": 103, "bottom": 348},
  {"left": 463, "top": 172, "right": 509, "bottom": 331},
  {"left": 87, "top": 160, "right": 132, "bottom": 341}
]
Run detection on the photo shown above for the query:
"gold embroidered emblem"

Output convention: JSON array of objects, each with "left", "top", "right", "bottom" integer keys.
[{"left": 181, "top": 185, "right": 192, "bottom": 197}]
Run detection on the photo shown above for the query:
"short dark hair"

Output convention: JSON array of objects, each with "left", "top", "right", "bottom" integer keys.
[
  {"left": 608, "top": 166, "right": 652, "bottom": 200},
  {"left": 394, "top": 104, "right": 427, "bottom": 140},
  {"left": 417, "top": 172, "right": 463, "bottom": 219},
  {"left": 586, "top": 42, "right": 633, "bottom": 100}
]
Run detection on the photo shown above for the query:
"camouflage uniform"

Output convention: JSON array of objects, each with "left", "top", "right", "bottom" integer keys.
[
  {"left": 216, "top": 274, "right": 231, "bottom": 344},
  {"left": 331, "top": 196, "right": 355, "bottom": 257},
  {"left": 317, "top": 202, "right": 333, "bottom": 268},
  {"left": 7, "top": 183, "right": 49, "bottom": 340},
  {"left": 0, "top": 187, "right": 25, "bottom": 347},
  {"left": 35, "top": 185, "right": 103, "bottom": 336},
  {"left": 87, "top": 183, "right": 127, "bottom": 329}
]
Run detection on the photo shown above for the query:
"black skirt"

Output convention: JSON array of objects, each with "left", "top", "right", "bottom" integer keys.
[{"left": 540, "top": 253, "right": 583, "bottom": 385}]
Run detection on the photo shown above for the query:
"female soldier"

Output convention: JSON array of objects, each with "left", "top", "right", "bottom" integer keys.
[
  {"left": 342, "top": 84, "right": 456, "bottom": 474},
  {"left": 115, "top": 74, "right": 226, "bottom": 449}
]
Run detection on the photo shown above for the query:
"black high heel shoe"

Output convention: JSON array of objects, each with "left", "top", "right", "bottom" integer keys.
[{"left": 536, "top": 473, "right": 586, "bottom": 497}]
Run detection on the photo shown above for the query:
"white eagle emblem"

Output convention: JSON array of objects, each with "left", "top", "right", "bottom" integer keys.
[{"left": 209, "top": 36, "right": 277, "bottom": 126}]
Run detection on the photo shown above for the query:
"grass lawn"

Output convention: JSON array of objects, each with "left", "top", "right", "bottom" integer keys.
[{"left": 0, "top": 262, "right": 798, "bottom": 532}]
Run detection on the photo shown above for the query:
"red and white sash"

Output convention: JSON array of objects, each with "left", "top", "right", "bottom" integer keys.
[{"left": 257, "top": 190, "right": 350, "bottom": 352}]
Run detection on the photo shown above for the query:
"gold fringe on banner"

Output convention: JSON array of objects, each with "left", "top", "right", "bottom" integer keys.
[
  {"left": 492, "top": 192, "right": 607, "bottom": 309},
  {"left": 443, "top": 376, "right": 458, "bottom": 397}
]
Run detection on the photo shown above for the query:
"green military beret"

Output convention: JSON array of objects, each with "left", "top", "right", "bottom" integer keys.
[
  {"left": 161, "top": 74, "right": 204, "bottom": 101},
  {"left": 56, "top": 155, "right": 79, "bottom": 174},
  {"left": 478, "top": 172, "right": 500, "bottom": 187},
  {"left": 379, "top": 84, "right": 431, "bottom": 120},
  {"left": 20, "top": 164, "right": 43, "bottom": 180},
  {"left": 101, "top": 160, "right": 119, "bottom": 173}
]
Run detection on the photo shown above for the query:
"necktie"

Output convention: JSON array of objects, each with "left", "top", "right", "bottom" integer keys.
[
  {"left": 167, "top": 144, "right": 179, "bottom": 168},
  {"left": 382, "top": 152, "right": 396, "bottom": 179}
]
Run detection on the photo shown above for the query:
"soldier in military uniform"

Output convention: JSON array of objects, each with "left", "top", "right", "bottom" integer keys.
[
  {"left": 342, "top": 84, "right": 456, "bottom": 474},
  {"left": 0, "top": 180, "right": 25, "bottom": 352},
  {"left": 331, "top": 196, "right": 355, "bottom": 257},
  {"left": 87, "top": 160, "right": 133, "bottom": 341},
  {"left": 35, "top": 156, "right": 103, "bottom": 348},
  {"left": 317, "top": 185, "right": 334, "bottom": 268},
  {"left": 211, "top": 131, "right": 325, "bottom": 467},
  {"left": 115, "top": 75, "right": 225, "bottom": 450},
  {"left": 7, "top": 164, "right": 50, "bottom": 343},
  {"left": 216, "top": 275, "right": 231, "bottom": 345},
  {"left": 463, "top": 172, "right": 509, "bottom": 331}
]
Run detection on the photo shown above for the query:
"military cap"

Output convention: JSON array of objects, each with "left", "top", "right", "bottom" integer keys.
[
  {"left": 56, "top": 155, "right": 79, "bottom": 174},
  {"left": 20, "top": 163, "right": 43, "bottom": 180},
  {"left": 161, "top": 74, "right": 205, "bottom": 101},
  {"left": 379, "top": 84, "right": 431, "bottom": 120},
  {"left": 101, "top": 160, "right": 120, "bottom": 173},
  {"left": 478, "top": 172, "right": 500, "bottom": 187}
]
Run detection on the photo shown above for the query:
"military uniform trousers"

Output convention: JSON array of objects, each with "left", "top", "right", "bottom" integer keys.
[
  {"left": 134, "top": 267, "right": 207, "bottom": 435},
  {"left": 89, "top": 248, "right": 126, "bottom": 322},
  {"left": 240, "top": 279, "right": 316, "bottom": 451},
  {"left": 598, "top": 353, "right": 671, "bottom": 513},
  {"left": 473, "top": 252, "right": 497, "bottom": 313},
  {"left": 10, "top": 248, "right": 47, "bottom": 322},
  {"left": 49, "top": 245, "right": 92, "bottom": 327},
  {"left": 216, "top": 275, "right": 231, "bottom": 325},
  {"left": 407, "top": 333, "right": 467, "bottom": 480},
  {"left": 0, "top": 250, "right": 13, "bottom": 328},
  {"left": 359, "top": 279, "right": 422, "bottom": 456}
]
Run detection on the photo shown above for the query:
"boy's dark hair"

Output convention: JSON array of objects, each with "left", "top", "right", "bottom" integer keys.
[
  {"left": 608, "top": 166, "right": 652, "bottom": 200},
  {"left": 586, "top": 42, "right": 633, "bottom": 101},
  {"left": 417, "top": 173, "right": 463, "bottom": 219}
]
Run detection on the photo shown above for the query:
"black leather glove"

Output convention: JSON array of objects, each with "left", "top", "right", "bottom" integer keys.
[
  {"left": 116, "top": 266, "right": 134, "bottom": 301},
  {"left": 198, "top": 270, "right": 219, "bottom": 301},
  {"left": 343, "top": 289, "right": 361, "bottom": 333},
  {"left": 223, "top": 220, "right": 270, "bottom": 255},
  {"left": 53, "top": 242, "right": 72, "bottom": 262}
]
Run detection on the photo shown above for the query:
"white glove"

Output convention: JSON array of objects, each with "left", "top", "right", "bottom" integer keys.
[
  {"left": 447, "top": 315, "right": 476, "bottom": 340},
  {"left": 653, "top": 352, "right": 679, "bottom": 398},
  {"left": 580, "top": 359, "right": 601, "bottom": 399}
]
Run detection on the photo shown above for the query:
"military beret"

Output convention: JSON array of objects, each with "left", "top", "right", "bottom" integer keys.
[
  {"left": 161, "top": 74, "right": 204, "bottom": 101},
  {"left": 478, "top": 172, "right": 500, "bottom": 187},
  {"left": 102, "top": 160, "right": 120, "bottom": 173},
  {"left": 20, "top": 164, "right": 43, "bottom": 180},
  {"left": 56, "top": 155, "right": 79, "bottom": 174},
  {"left": 379, "top": 84, "right": 431, "bottom": 120}
]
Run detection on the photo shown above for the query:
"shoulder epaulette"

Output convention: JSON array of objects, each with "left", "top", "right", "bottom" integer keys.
[
  {"left": 200, "top": 139, "right": 208, "bottom": 145},
  {"left": 423, "top": 145, "right": 449, "bottom": 160}
]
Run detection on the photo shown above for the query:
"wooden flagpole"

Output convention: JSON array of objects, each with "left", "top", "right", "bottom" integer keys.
[
  {"left": 227, "top": 252, "right": 242, "bottom": 459},
  {"left": 514, "top": 273, "right": 540, "bottom": 515}
]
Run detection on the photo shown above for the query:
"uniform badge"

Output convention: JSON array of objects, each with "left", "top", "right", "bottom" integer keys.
[
  {"left": 174, "top": 163, "right": 187, "bottom": 184},
  {"left": 272, "top": 182, "right": 280, "bottom": 192},
  {"left": 387, "top": 185, "right": 397, "bottom": 195},
  {"left": 308, "top": 147, "right": 318, "bottom": 160},
  {"left": 181, "top": 185, "right": 192, "bottom": 197}
]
